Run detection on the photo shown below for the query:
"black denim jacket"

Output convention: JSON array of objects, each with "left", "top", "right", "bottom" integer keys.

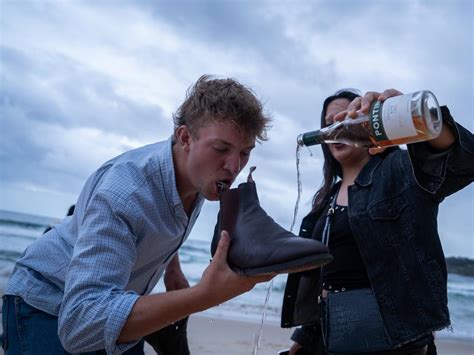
[{"left": 281, "top": 107, "right": 474, "bottom": 349}]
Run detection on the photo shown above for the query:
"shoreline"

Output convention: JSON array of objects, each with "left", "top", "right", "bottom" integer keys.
[
  {"left": 193, "top": 311, "right": 474, "bottom": 341},
  {"left": 0, "top": 308, "right": 472, "bottom": 354},
  {"left": 142, "top": 313, "right": 474, "bottom": 355}
]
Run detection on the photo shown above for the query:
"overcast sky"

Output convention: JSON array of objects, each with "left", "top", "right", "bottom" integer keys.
[{"left": 1, "top": 0, "right": 473, "bottom": 257}]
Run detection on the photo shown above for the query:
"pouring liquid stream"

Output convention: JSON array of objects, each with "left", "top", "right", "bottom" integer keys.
[
  {"left": 290, "top": 144, "right": 304, "bottom": 233},
  {"left": 253, "top": 144, "right": 307, "bottom": 354},
  {"left": 252, "top": 279, "right": 274, "bottom": 355}
]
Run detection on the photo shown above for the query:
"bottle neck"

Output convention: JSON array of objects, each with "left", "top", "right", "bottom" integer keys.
[{"left": 297, "top": 130, "right": 324, "bottom": 147}]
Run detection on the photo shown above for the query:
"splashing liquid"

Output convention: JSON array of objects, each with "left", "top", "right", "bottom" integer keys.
[
  {"left": 252, "top": 279, "right": 274, "bottom": 355},
  {"left": 290, "top": 144, "right": 303, "bottom": 232}
]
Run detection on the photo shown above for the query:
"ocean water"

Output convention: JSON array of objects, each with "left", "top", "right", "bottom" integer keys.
[{"left": 0, "top": 209, "right": 472, "bottom": 341}]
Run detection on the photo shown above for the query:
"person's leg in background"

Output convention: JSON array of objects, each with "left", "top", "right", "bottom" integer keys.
[
  {"left": 95, "top": 339, "right": 145, "bottom": 355},
  {"left": 144, "top": 317, "right": 190, "bottom": 355}
]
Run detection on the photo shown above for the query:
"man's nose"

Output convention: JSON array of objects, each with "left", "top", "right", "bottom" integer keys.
[{"left": 224, "top": 153, "right": 241, "bottom": 175}]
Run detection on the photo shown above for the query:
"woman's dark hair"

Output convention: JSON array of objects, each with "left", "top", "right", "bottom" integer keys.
[{"left": 311, "top": 90, "right": 399, "bottom": 215}]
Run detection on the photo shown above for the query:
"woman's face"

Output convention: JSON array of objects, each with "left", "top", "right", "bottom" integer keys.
[{"left": 325, "top": 98, "right": 370, "bottom": 166}]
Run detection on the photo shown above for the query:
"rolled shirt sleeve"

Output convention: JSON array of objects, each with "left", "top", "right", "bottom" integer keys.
[{"left": 58, "top": 191, "right": 141, "bottom": 354}]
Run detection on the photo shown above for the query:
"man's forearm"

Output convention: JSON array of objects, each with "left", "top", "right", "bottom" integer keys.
[
  {"left": 117, "top": 284, "right": 212, "bottom": 343},
  {"left": 118, "top": 231, "right": 272, "bottom": 344}
]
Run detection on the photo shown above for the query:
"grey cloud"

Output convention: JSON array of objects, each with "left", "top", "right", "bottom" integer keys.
[
  {"left": 146, "top": 1, "right": 286, "bottom": 52},
  {"left": 2, "top": 46, "right": 168, "bottom": 141},
  {"left": 1, "top": 44, "right": 169, "bottom": 198},
  {"left": 1, "top": 0, "right": 472, "bottom": 256}
]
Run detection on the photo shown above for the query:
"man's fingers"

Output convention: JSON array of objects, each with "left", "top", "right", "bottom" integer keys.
[
  {"left": 213, "top": 230, "right": 231, "bottom": 261},
  {"left": 256, "top": 274, "right": 275, "bottom": 283}
]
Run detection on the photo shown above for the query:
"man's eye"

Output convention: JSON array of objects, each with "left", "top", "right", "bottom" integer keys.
[
  {"left": 241, "top": 151, "right": 250, "bottom": 157},
  {"left": 214, "top": 146, "right": 228, "bottom": 153}
]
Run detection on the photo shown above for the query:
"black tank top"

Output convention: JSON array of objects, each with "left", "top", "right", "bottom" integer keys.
[
  {"left": 313, "top": 204, "right": 433, "bottom": 350},
  {"left": 313, "top": 204, "right": 370, "bottom": 290}
]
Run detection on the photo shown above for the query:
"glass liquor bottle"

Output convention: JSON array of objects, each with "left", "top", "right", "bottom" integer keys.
[{"left": 297, "top": 91, "right": 442, "bottom": 148}]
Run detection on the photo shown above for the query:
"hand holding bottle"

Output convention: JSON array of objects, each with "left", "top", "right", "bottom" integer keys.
[
  {"left": 336, "top": 89, "right": 404, "bottom": 155},
  {"left": 339, "top": 89, "right": 454, "bottom": 151},
  {"left": 334, "top": 89, "right": 403, "bottom": 121},
  {"left": 297, "top": 89, "right": 442, "bottom": 149}
]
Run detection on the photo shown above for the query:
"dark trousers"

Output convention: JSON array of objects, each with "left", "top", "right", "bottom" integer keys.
[
  {"left": 2, "top": 295, "right": 189, "bottom": 355},
  {"left": 143, "top": 317, "right": 189, "bottom": 355}
]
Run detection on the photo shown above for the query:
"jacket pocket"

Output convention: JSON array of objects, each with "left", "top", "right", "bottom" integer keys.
[
  {"left": 368, "top": 194, "right": 412, "bottom": 245},
  {"left": 368, "top": 194, "right": 409, "bottom": 220}
]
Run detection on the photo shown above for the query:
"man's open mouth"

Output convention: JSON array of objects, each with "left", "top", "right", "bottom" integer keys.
[{"left": 216, "top": 180, "right": 231, "bottom": 192}]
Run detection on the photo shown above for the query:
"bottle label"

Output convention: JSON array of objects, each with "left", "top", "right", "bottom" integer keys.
[
  {"left": 369, "top": 94, "right": 417, "bottom": 141},
  {"left": 369, "top": 101, "right": 388, "bottom": 141}
]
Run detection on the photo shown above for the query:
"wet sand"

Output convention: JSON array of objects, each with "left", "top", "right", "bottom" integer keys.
[{"left": 143, "top": 314, "right": 474, "bottom": 355}]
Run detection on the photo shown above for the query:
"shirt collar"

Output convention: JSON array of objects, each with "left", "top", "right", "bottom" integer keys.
[
  {"left": 158, "top": 136, "right": 204, "bottom": 218},
  {"left": 158, "top": 136, "right": 183, "bottom": 209}
]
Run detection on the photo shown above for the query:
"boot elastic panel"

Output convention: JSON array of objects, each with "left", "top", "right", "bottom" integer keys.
[{"left": 211, "top": 168, "right": 333, "bottom": 276}]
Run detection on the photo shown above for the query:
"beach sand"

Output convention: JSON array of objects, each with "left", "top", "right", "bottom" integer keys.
[
  {"left": 0, "top": 311, "right": 472, "bottom": 354},
  {"left": 142, "top": 314, "right": 293, "bottom": 355},
  {"left": 142, "top": 314, "right": 474, "bottom": 355}
]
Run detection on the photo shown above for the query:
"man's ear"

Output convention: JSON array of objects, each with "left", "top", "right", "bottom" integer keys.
[{"left": 175, "top": 125, "right": 193, "bottom": 152}]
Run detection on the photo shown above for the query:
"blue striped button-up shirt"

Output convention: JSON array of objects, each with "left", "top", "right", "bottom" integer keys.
[{"left": 6, "top": 137, "right": 204, "bottom": 354}]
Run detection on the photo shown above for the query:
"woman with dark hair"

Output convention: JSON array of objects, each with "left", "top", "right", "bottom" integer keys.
[{"left": 281, "top": 89, "right": 474, "bottom": 354}]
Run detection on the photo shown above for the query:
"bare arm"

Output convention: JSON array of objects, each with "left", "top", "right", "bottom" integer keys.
[
  {"left": 117, "top": 231, "right": 272, "bottom": 343},
  {"left": 164, "top": 253, "right": 190, "bottom": 291}
]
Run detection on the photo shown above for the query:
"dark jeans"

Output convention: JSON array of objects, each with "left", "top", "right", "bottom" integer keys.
[
  {"left": 2, "top": 295, "right": 72, "bottom": 355},
  {"left": 2, "top": 295, "right": 189, "bottom": 355}
]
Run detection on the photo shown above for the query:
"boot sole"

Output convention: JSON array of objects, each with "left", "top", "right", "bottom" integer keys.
[{"left": 232, "top": 253, "right": 333, "bottom": 276}]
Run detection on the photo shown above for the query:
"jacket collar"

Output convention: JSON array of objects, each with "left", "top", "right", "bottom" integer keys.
[{"left": 354, "top": 155, "right": 384, "bottom": 187}]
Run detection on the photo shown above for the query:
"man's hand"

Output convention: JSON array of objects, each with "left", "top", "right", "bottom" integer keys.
[
  {"left": 118, "top": 231, "right": 273, "bottom": 344},
  {"left": 289, "top": 342, "right": 303, "bottom": 355},
  {"left": 196, "top": 231, "right": 274, "bottom": 307}
]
